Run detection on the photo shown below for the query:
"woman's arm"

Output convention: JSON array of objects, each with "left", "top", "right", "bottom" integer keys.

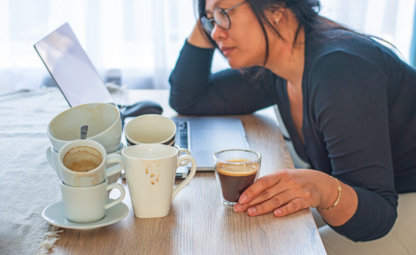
[
  {"left": 234, "top": 51, "right": 398, "bottom": 242},
  {"left": 311, "top": 51, "right": 397, "bottom": 241},
  {"left": 169, "top": 23, "right": 275, "bottom": 116}
]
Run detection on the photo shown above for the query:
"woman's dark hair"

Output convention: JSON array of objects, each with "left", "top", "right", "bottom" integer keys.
[{"left": 195, "top": 0, "right": 375, "bottom": 80}]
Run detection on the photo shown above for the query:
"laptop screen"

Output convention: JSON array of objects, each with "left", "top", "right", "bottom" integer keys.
[{"left": 34, "top": 23, "right": 113, "bottom": 107}]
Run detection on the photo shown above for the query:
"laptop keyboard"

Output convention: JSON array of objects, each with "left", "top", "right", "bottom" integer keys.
[{"left": 174, "top": 121, "right": 188, "bottom": 149}]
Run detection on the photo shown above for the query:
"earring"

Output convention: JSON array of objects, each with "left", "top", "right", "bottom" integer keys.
[{"left": 275, "top": 19, "right": 279, "bottom": 25}]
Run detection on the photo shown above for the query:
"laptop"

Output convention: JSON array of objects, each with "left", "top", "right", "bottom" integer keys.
[{"left": 34, "top": 23, "right": 250, "bottom": 175}]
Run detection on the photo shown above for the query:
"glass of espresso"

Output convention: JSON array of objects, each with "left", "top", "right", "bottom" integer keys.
[{"left": 214, "top": 149, "right": 261, "bottom": 207}]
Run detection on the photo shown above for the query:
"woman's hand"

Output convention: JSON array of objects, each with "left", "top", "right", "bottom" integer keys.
[
  {"left": 187, "top": 21, "right": 214, "bottom": 49},
  {"left": 233, "top": 169, "right": 339, "bottom": 217}
]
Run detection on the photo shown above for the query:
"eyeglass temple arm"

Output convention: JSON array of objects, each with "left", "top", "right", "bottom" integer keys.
[{"left": 225, "top": 0, "right": 248, "bottom": 13}]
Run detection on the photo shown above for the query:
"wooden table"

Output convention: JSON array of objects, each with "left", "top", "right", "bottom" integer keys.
[{"left": 53, "top": 89, "right": 326, "bottom": 255}]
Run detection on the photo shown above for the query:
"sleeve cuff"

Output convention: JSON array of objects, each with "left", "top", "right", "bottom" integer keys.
[{"left": 326, "top": 186, "right": 397, "bottom": 242}]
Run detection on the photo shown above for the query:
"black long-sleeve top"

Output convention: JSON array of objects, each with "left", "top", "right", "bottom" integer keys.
[{"left": 169, "top": 28, "right": 416, "bottom": 242}]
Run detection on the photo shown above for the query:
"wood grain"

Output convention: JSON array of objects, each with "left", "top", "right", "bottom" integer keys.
[{"left": 52, "top": 89, "right": 326, "bottom": 255}]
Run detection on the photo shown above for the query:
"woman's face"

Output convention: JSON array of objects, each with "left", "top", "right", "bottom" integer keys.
[{"left": 205, "top": 0, "right": 268, "bottom": 69}]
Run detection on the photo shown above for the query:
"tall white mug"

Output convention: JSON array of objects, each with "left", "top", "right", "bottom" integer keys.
[{"left": 121, "top": 144, "right": 197, "bottom": 218}]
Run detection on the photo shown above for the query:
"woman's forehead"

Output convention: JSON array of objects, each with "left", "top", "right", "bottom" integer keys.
[{"left": 205, "top": 0, "right": 238, "bottom": 13}]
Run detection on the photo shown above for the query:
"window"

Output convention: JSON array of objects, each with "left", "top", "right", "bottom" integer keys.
[{"left": 0, "top": 0, "right": 414, "bottom": 94}]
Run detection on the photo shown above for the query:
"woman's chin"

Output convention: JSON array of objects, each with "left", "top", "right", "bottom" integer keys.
[{"left": 227, "top": 59, "right": 251, "bottom": 69}]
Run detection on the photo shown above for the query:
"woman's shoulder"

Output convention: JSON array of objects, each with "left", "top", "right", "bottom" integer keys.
[
  {"left": 305, "top": 29, "right": 400, "bottom": 72},
  {"left": 304, "top": 30, "right": 392, "bottom": 104}
]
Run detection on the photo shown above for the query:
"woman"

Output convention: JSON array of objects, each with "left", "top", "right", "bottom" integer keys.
[{"left": 169, "top": 0, "right": 416, "bottom": 253}]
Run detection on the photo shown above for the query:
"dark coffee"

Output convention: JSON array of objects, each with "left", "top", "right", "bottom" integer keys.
[{"left": 216, "top": 159, "right": 259, "bottom": 202}]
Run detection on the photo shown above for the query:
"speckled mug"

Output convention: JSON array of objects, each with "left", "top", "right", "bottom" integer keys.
[{"left": 121, "top": 144, "right": 197, "bottom": 218}]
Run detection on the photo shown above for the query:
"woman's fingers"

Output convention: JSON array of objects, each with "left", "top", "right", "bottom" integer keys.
[
  {"left": 234, "top": 183, "right": 289, "bottom": 212},
  {"left": 273, "top": 198, "right": 308, "bottom": 217},
  {"left": 238, "top": 171, "right": 284, "bottom": 204},
  {"left": 236, "top": 190, "right": 296, "bottom": 216},
  {"left": 233, "top": 169, "right": 324, "bottom": 217}
]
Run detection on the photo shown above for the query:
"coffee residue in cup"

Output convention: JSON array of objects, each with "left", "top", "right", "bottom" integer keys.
[{"left": 63, "top": 146, "right": 102, "bottom": 172}]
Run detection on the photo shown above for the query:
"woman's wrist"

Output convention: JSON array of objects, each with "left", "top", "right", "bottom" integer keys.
[
  {"left": 317, "top": 177, "right": 342, "bottom": 210},
  {"left": 318, "top": 180, "right": 358, "bottom": 227},
  {"left": 317, "top": 175, "right": 341, "bottom": 209}
]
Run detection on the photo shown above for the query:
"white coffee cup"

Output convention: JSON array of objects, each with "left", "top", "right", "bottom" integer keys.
[
  {"left": 124, "top": 114, "right": 190, "bottom": 166},
  {"left": 47, "top": 102, "right": 122, "bottom": 153},
  {"left": 60, "top": 178, "right": 125, "bottom": 223},
  {"left": 46, "top": 143, "right": 125, "bottom": 185},
  {"left": 124, "top": 114, "right": 177, "bottom": 147},
  {"left": 121, "top": 144, "right": 197, "bottom": 218},
  {"left": 58, "top": 140, "right": 125, "bottom": 187}
]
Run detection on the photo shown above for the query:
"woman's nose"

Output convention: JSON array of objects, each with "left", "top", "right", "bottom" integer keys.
[{"left": 211, "top": 24, "right": 227, "bottom": 41}]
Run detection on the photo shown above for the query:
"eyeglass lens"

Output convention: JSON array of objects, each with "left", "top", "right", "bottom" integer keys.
[
  {"left": 213, "top": 8, "right": 230, "bottom": 30},
  {"left": 202, "top": 8, "right": 230, "bottom": 34}
]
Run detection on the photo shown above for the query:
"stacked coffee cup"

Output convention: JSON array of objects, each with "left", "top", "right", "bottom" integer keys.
[
  {"left": 45, "top": 105, "right": 199, "bottom": 221},
  {"left": 45, "top": 103, "right": 126, "bottom": 223}
]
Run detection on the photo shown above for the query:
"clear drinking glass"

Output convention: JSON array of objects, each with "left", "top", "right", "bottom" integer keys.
[{"left": 213, "top": 149, "right": 262, "bottom": 207}]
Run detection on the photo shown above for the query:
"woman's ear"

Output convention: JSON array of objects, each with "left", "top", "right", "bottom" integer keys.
[
  {"left": 273, "top": 8, "right": 284, "bottom": 26},
  {"left": 265, "top": 7, "right": 284, "bottom": 27}
]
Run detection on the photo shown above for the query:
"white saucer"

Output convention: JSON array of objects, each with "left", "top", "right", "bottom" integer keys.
[{"left": 42, "top": 200, "right": 129, "bottom": 230}]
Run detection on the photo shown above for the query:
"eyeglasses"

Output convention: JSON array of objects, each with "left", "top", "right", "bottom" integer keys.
[{"left": 201, "top": 1, "right": 247, "bottom": 35}]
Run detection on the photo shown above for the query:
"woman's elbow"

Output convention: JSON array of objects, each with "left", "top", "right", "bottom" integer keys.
[
  {"left": 352, "top": 205, "right": 397, "bottom": 242},
  {"left": 169, "top": 99, "right": 191, "bottom": 116},
  {"left": 169, "top": 94, "right": 198, "bottom": 116}
]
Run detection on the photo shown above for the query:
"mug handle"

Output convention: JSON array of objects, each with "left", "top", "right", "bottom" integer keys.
[
  {"left": 171, "top": 155, "right": 197, "bottom": 202},
  {"left": 105, "top": 154, "right": 125, "bottom": 177},
  {"left": 105, "top": 183, "right": 126, "bottom": 210},
  {"left": 46, "top": 146, "right": 62, "bottom": 179},
  {"left": 174, "top": 145, "right": 191, "bottom": 166}
]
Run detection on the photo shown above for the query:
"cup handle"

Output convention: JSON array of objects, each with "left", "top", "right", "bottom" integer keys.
[
  {"left": 105, "top": 154, "right": 125, "bottom": 177},
  {"left": 46, "top": 147, "right": 62, "bottom": 179},
  {"left": 174, "top": 145, "right": 191, "bottom": 166},
  {"left": 45, "top": 147, "right": 53, "bottom": 168},
  {"left": 172, "top": 155, "right": 197, "bottom": 202},
  {"left": 105, "top": 183, "right": 126, "bottom": 210}
]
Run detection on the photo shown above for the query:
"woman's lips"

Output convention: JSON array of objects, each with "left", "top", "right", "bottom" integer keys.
[{"left": 220, "top": 47, "right": 235, "bottom": 56}]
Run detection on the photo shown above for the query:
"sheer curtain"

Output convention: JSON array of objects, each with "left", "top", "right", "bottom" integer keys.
[
  {"left": 0, "top": 0, "right": 197, "bottom": 94},
  {"left": 320, "top": 0, "right": 415, "bottom": 62},
  {"left": 0, "top": 0, "right": 415, "bottom": 94}
]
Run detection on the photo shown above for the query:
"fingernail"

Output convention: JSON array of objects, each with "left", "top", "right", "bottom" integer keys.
[
  {"left": 248, "top": 207, "right": 257, "bottom": 215},
  {"left": 234, "top": 203, "right": 243, "bottom": 212},
  {"left": 239, "top": 194, "right": 247, "bottom": 203},
  {"left": 274, "top": 209, "right": 282, "bottom": 216}
]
